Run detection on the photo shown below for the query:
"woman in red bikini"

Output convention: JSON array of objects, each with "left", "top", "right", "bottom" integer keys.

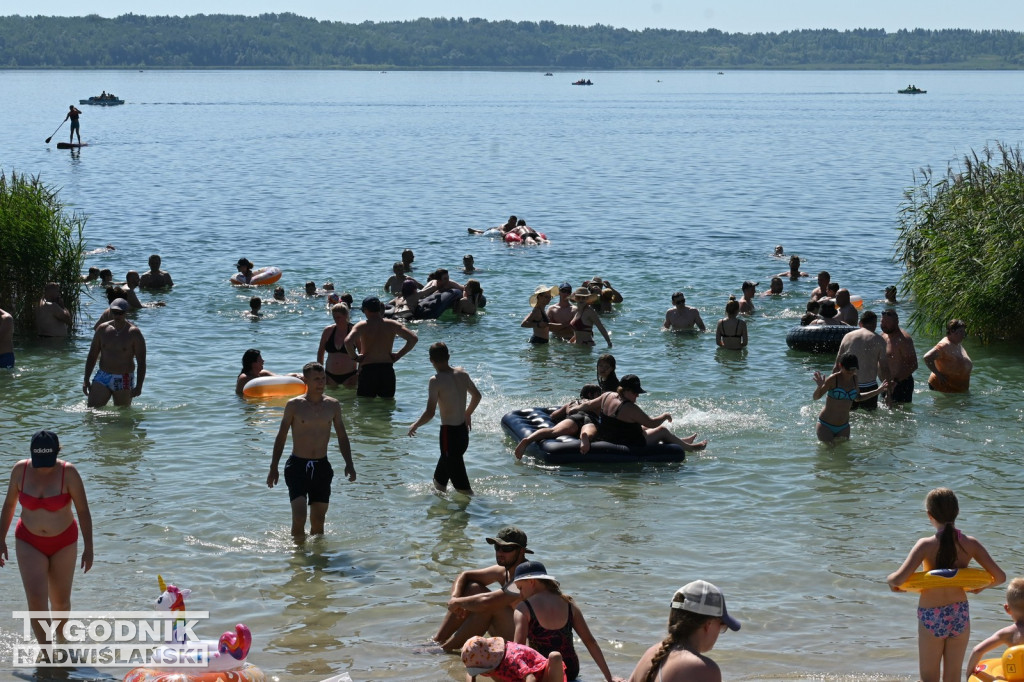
[{"left": 0, "top": 430, "right": 94, "bottom": 643}]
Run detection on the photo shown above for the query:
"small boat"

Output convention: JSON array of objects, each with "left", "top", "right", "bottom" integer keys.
[
  {"left": 898, "top": 85, "right": 926, "bottom": 94},
  {"left": 572, "top": 79, "right": 593, "bottom": 86},
  {"left": 80, "top": 95, "right": 124, "bottom": 105}
]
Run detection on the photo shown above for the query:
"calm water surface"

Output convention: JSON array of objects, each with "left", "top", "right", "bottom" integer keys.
[{"left": 1, "top": 69, "right": 1023, "bottom": 681}]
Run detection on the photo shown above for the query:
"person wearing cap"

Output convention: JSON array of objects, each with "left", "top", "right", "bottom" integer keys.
[
  {"left": 511, "top": 560, "right": 625, "bottom": 682},
  {"left": 0, "top": 431, "right": 94, "bottom": 644},
  {"left": 84, "top": 298, "right": 147, "bottom": 407},
  {"left": 570, "top": 375, "right": 707, "bottom": 454},
  {"left": 234, "top": 258, "right": 255, "bottom": 284},
  {"left": 461, "top": 635, "right": 565, "bottom": 682},
  {"left": 832, "top": 311, "right": 890, "bottom": 411},
  {"left": 663, "top": 293, "right": 706, "bottom": 332},
  {"left": 343, "top": 296, "right": 418, "bottom": 399},
  {"left": 0, "top": 306, "right": 13, "bottom": 369},
  {"left": 738, "top": 281, "right": 757, "bottom": 315},
  {"left": 433, "top": 526, "right": 534, "bottom": 652},
  {"left": 139, "top": 254, "right": 173, "bottom": 289},
  {"left": 812, "top": 353, "right": 889, "bottom": 443},
  {"left": 409, "top": 342, "right": 482, "bottom": 495},
  {"left": 547, "top": 283, "right": 576, "bottom": 341},
  {"left": 523, "top": 286, "right": 558, "bottom": 344},
  {"left": 880, "top": 309, "right": 917, "bottom": 405},
  {"left": 569, "top": 288, "right": 612, "bottom": 348},
  {"left": 627, "top": 580, "right": 740, "bottom": 682},
  {"left": 36, "top": 282, "right": 71, "bottom": 338}
]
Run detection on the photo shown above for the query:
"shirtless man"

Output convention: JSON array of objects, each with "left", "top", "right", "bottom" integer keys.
[
  {"left": 83, "top": 299, "right": 146, "bottom": 407},
  {"left": 433, "top": 526, "right": 533, "bottom": 652},
  {"left": 835, "top": 289, "right": 858, "bottom": 326},
  {"left": 778, "top": 255, "right": 809, "bottom": 280},
  {"left": 546, "top": 283, "right": 576, "bottom": 341},
  {"left": 663, "top": 292, "right": 706, "bottom": 331},
  {"left": 738, "top": 281, "right": 757, "bottom": 314},
  {"left": 267, "top": 362, "right": 356, "bottom": 538},
  {"left": 880, "top": 309, "right": 917, "bottom": 405},
  {"left": 122, "top": 271, "right": 145, "bottom": 309},
  {"left": 385, "top": 262, "right": 420, "bottom": 296},
  {"left": 344, "top": 296, "right": 418, "bottom": 398},
  {"left": 832, "top": 310, "right": 889, "bottom": 411},
  {"left": 138, "top": 254, "right": 174, "bottom": 289},
  {"left": 810, "top": 271, "right": 831, "bottom": 301},
  {"left": 923, "top": 319, "right": 972, "bottom": 393},
  {"left": 36, "top": 283, "right": 72, "bottom": 338},
  {"left": 0, "top": 307, "right": 13, "bottom": 368},
  {"left": 408, "top": 342, "right": 482, "bottom": 495}
]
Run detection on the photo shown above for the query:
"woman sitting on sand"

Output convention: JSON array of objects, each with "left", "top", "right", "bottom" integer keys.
[{"left": 570, "top": 375, "right": 706, "bottom": 454}]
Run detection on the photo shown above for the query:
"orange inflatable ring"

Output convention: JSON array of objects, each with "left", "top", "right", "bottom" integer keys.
[
  {"left": 231, "top": 267, "right": 282, "bottom": 286},
  {"left": 123, "top": 661, "right": 266, "bottom": 681},
  {"left": 242, "top": 376, "right": 305, "bottom": 399}
]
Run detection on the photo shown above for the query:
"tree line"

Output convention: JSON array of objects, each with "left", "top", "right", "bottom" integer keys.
[{"left": 1, "top": 14, "right": 1023, "bottom": 69}]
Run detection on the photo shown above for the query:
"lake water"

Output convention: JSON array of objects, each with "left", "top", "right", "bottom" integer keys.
[{"left": 1, "top": 69, "right": 1023, "bottom": 682}]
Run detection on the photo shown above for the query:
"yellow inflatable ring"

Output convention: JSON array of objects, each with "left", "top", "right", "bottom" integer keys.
[
  {"left": 242, "top": 376, "right": 305, "bottom": 399},
  {"left": 969, "top": 645, "right": 1024, "bottom": 682},
  {"left": 123, "top": 661, "right": 266, "bottom": 681},
  {"left": 231, "top": 267, "right": 282, "bottom": 286},
  {"left": 901, "top": 567, "right": 994, "bottom": 593}
]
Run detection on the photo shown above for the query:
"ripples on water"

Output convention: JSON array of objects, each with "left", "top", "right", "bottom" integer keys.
[{"left": 0, "top": 70, "right": 1023, "bottom": 681}]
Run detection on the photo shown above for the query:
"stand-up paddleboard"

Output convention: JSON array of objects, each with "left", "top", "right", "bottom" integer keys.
[{"left": 57, "top": 142, "right": 89, "bottom": 149}]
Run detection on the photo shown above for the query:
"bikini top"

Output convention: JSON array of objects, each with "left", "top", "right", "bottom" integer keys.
[
  {"left": 570, "top": 316, "right": 591, "bottom": 332},
  {"left": 719, "top": 319, "right": 744, "bottom": 338},
  {"left": 19, "top": 460, "right": 71, "bottom": 512},
  {"left": 827, "top": 381, "right": 858, "bottom": 401},
  {"left": 325, "top": 324, "right": 350, "bottom": 354}
]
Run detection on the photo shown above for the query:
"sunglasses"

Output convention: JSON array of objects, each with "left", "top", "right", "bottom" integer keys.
[
  {"left": 493, "top": 545, "right": 519, "bottom": 553},
  {"left": 111, "top": 309, "right": 125, "bottom": 315}
]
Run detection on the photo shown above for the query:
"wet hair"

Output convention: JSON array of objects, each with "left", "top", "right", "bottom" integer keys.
[
  {"left": 926, "top": 488, "right": 961, "bottom": 569},
  {"left": 826, "top": 282, "right": 840, "bottom": 295},
  {"left": 725, "top": 296, "right": 740, "bottom": 316},
  {"left": 302, "top": 361, "right": 324, "bottom": 377},
  {"left": 149, "top": 254, "right": 161, "bottom": 266},
  {"left": 818, "top": 270, "right": 830, "bottom": 280},
  {"left": 859, "top": 310, "right": 877, "bottom": 329},
  {"left": 340, "top": 293, "right": 354, "bottom": 306},
  {"left": 671, "top": 292, "right": 685, "bottom": 304},
  {"left": 1006, "top": 578, "right": 1024, "bottom": 609},
  {"left": 241, "top": 349, "right": 262, "bottom": 374},
  {"left": 463, "top": 254, "right": 474, "bottom": 263},
  {"left": 249, "top": 296, "right": 262, "bottom": 311},
  {"left": 273, "top": 286, "right": 285, "bottom": 300},
  {"left": 597, "top": 354, "right": 618, "bottom": 392},
  {"left": 428, "top": 341, "right": 450, "bottom": 362},
  {"left": 839, "top": 353, "right": 859, "bottom": 371},
  {"left": 789, "top": 255, "right": 801, "bottom": 270},
  {"left": 100, "top": 269, "right": 113, "bottom": 280},
  {"left": 401, "top": 248, "right": 414, "bottom": 261},
  {"left": 642, "top": 595, "right": 718, "bottom": 682},
  {"left": 947, "top": 319, "right": 967, "bottom": 334},
  {"left": 393, "top": 261, "right": 405, "bottom": 273},
  {"left": 580, "top": 384, "right": 603, "bottom": 400},
  {"left": 305, "top": 281, "right": 317, "bottom": 292},
  {"left": 465, "top": 279, "right": 482, "bottom": 299}
]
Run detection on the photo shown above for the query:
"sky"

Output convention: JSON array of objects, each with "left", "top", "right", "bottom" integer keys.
[{"left": 12, "top": 0, "right": 1024, "bottom": 33}]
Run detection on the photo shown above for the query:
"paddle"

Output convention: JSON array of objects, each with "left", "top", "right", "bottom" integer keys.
[{"left": 45, "top": 119, "right": 66, "bottom": 144}]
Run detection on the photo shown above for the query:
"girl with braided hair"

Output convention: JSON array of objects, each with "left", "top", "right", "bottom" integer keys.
[{"left": 627, "top": 581, "right": 740, "bottom": 682}]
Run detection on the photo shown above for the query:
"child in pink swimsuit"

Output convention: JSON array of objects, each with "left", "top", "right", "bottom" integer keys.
[{"left": 461, "top": 636, "right": 566, "bottom": 682}]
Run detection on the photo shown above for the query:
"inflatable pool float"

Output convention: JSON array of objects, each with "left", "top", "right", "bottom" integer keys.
[
  {"left": 969, "top": 645, "right": 1024, "bottom": 682},
  {"left": 385, "top": 290, "right": 463, "bottom": 320},
  {"left": 504, "top": 232, "right": 548, "bottom": 244},
  {"left": 123, "top": 576, "right": 266, "bottom": 682},
  {"left": 900, "top": 567, "right": 994, "bottom": 593},
  {"left": 785, "top": 324, "right": 856, "bottom": 354},
  {"left": 242, "top": 375, "right": 305, "bottom": 398},
  {"left": 231, "top": 267, "right": 282, "bottom": 286},
  {"left": 501, "top": 407, "right": 686, "bottom": 465}
]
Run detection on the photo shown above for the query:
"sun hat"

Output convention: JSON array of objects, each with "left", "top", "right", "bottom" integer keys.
[
  {"left": 571, "top": 287, "right": 599, "bottom": 303},
  {"left": 30, "top": 430, "right": 60, "bottom": 468},
  {"left": 461, "top": 636, "right": 505, "bottom": 675},
  {"left": 109, "top": 298, "right": 130, "bottom": 312},
  {"left": 485, "top": 526, "right": 533, "bottom": 553},
  {"left": 530, "top": 285, "right": 559, "bottom": 307},
  {"left": 361, "top": 296, "right": 382, "bottom": 313},
  {"left": 513, "top": 560, "right": 558, "bottom": 584},
  {"left": 671, "top": 580, "right": 741, "bottom": 631},
  {"left": 619, "top": 374, "right": 646, "bottom": 394}
]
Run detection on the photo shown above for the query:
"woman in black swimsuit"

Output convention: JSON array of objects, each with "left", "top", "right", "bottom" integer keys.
[
  {"left": 317, "top": 303, "right": 358, "bottom": 388},
  {"left": 715, "top": 297, "right": 747, "bottom": 351},
  {"left": 523, "top": 285, "right": 558, "bottom": 344}
]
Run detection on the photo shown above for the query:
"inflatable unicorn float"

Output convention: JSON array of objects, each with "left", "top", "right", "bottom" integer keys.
[{"left": 123, "top": 575, "right": 265, "bottom": 682}]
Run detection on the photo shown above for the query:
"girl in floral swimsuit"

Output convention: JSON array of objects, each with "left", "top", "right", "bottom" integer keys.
[{"left": 887, "top": 488, "right": 1005, "bottom": 682}]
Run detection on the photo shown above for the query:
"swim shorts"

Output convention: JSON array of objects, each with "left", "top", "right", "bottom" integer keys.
[
  {"left": 433, "top": 422, "right": 471, "bottom": 492},
  {"left": 918, "top": 600, "right": 969, "bottom": 639},
  {"left": 284, "top": 455, "right": 334, "bottom": 504},
  {"left": 850, "top": 382, "right": 878, "bottom": 411},
  {"left": 92, "top": 369, "right": 134, "bottom": 391},
  {"left": 529, "top": 336, "right": 549, "bottom": 344},
  {"left": 565, "top": 411, "right": 593, "bottom": 429},
  {"left": 0, "top": 352, "right": 13, "bottom": 369},
  {"left": 357, "top": 362, "right": 396, "bottom": 398},
  {"left": 889, "top": 376, "right": 914, "bottom": 403}
]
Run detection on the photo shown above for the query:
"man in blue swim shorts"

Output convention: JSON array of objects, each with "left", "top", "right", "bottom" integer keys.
[
  {"left": 267, "top": 362, "right": 356, "bottom": 538},
  {"left": 344, "top": 296, "right": 418, "bottom": 399},
  {"left": 83, "top": 299, "right": 147, "bottom": 407}
]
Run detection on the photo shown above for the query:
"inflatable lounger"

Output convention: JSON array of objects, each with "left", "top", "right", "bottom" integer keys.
[
  {"left": 501, "top": 407, "right": 686, "bottom": 465},
  {"left": 386, "top": 290, "right": 473, "bottom": 320},
  {"left": 786, "top": 324, "right": 856, "bottom": 354}
]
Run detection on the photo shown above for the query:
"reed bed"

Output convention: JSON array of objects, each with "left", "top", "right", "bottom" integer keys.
[{"left": 0, "top": 171, "right": 86, "bottom": 335}]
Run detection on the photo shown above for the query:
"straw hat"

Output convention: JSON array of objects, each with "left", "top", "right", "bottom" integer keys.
[
  {"left": 530, "top": 285, "right": 558, "bottom": 307},
  {"left": 571, "top": 287, "right": 599, "bottom": 303}
]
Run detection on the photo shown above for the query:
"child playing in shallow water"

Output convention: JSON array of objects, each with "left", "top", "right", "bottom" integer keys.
[
  {"left": 887, "top": 488, "right": 1005, "bottom": 682},
  {"left": 965, "top": 578, "right": 1024, "bottom": 682},
  {"left": 461, "top": 635, "right": 564, "bottom": 682}
]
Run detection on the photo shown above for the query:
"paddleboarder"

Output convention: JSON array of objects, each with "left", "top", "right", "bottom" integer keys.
[{"left": 64, "top": 105, "right": 82, "bottom": 145}]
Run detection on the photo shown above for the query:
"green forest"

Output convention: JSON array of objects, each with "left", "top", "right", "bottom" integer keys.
[{"left": 1, "top": 14, "right": 1023, "bottom": 69}]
